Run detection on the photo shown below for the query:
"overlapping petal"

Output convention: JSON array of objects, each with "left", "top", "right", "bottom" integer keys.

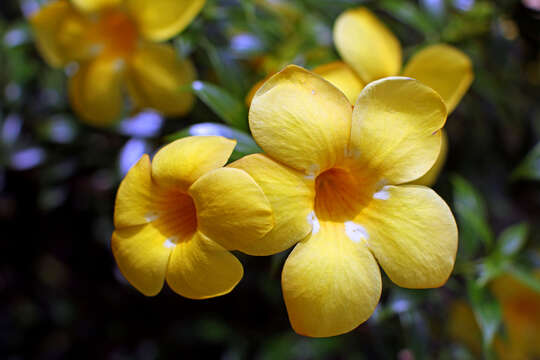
[
  {"left": 72, "top": 0, "right": 122, "bottom": 12},
  {"left": 403, "top": 44, "right": 473, "bottom": 113},
  {"left": 411, "top": 130, "right": 448, "bottom": 186},
  {"left": 282, "top": 221, "right": 381, "bottom": 337},
  {"left": 114, "top": 154, "right": 156, "bottom": 228},
  {"left": 334, "top": 7, "right": 401, "bottom": 83},
  {"left": 69, "top": 55, "right": 126, "bottom": 126},
  {"left": 313, "top": 61, "right": 365, "bottom": 104},
  {"left": 151, "top": 136, "right": 236, "bottom": 191},
  {"left": 30, "top": 0, "right": 90, "bottom": 67},
  {"left": 357, "top": 185, "right": 458, "bottom": 288},
  {"left": 349, "top": 77, "right": 447, "bottom": 184},
  {"left": 249, "top": 65, "right": 352, "bottom": 175},
  {"left": 229, "top": 154, "right": 315, "bottom": 255},
  {"left": 189, "top": 167, "right": 274, "bottom": 251},
  {"left": 166, "top": 231, "right": 243, "bottom": 299},
  {"left": 125, "top": 0, "right": 206, "bottom": 41},
  {"left": 111, "top": 223, "right": 172, "bottom": 296},
  {"left": 126, "top": 43, "right": 196, "bottom": 117}
]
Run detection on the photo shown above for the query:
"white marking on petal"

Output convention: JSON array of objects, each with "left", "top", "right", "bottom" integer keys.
[
  {"left": 307, "top": 211, "right": 320, "bottom": 235},
  {"left": 164, "top": 237, "right": 178, "bottom": 248},
  {"left": 311, "top": 89, "right": 316, "bottom": 95},
  {"left": 344, "top": 221, "right": 369, "bottom": 243},
  {"left": 373, "top": 186, "right": 391, "bottom": 200},
  {"left": 145, "top": 211, "right": 159, "bottom": 222},
  {"left": 305, "top": 164, "right": 320, "bottom": 180}
]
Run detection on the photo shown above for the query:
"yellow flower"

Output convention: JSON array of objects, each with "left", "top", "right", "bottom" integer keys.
[
  {"left": 111, "top": 136, "right": 274, "bottom": 298},
  {"left": 230, "top": 65, "right": 458, "bottom": 337},
  {"left": 450, "top": 272, "right": 540, "bottom": 359},
  {"left": 316, "top": 7, "right": 473, "bottom": 185},
  {"left": 30, "top": 0, "right": 204, "bottom": 126},
  {"left": 246, "top": 7, "right": 472, "bottom": 185}
]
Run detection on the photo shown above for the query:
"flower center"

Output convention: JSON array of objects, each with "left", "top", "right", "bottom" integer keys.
[
  {"left": 152, "top": 189, "right": 198, "bottom": 244},
  {"left": 314, "top": 167, "right": 375, "bottom": 222},
  {"left": 90, "top": 8, "right": 139, "bottom": 58}
]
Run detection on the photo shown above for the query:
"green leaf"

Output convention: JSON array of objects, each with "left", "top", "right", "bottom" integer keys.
[
  {"left": 512, "top": 142, "right": 540, "bottom": 181},
  {"left": 191, "top": 81, "right": 248, "bottom": 131},
  {"left": 451, "top": 175, "right": 494, "bottom": 257},
  {"left": 505, "top": 265, "right": 540, "bottom": 294},
  {"left": 466, "top": 279, "right": 501, "bottom": 358},
  {"left": 165, "top": 123, "right": 261, "bottom": 161},
  {"left": 496, "top": 222, "right": 529, "bottom": 257}
]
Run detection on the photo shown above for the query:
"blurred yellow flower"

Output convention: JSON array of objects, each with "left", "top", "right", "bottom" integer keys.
[
  {"left": 450, "top": 272, "right": 540, "bottom": 359},
  {"left": 246, "top": 7, "right": 473, "bottom": 186},
  {"left": 231, "top": 65, "right": 458, "bottom": 337},
  {"left": 317, "top": 7, "right": 473, "bottom": 185},
  {"left": 30, "top": 0, "right": 205, "bottom": 126},
  {"left": 112, "top": 136, "right": 273, "bottom": 298}
]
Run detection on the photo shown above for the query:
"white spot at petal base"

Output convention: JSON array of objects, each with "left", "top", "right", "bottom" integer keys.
[
  {"left": 345, "top": 221, "right": 369, "bottom": 243},
  {"left": 145, "top": 211, "right": 159, "bottom": 222},
  {"left": 164, "top": 237, "right": 178, "bottom": 248},
  {"left": 373, "top": 186, "right": 391, "bottom": 200},
  {"left": 307, "top": 211, "right": 320, "bottom": 235}
]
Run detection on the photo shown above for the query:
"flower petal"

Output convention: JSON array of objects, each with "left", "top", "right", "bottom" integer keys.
[
  {"left": 403, "top": 44, "right": 473, "bottom": 113},
  {"left": 189, "top": 167, "right": 274, "bottom": 251},
  {"left": 166, "top": 231, "right": 243, "bottom": 299},
  {"left": 124, "top": 0, "right": 205, "bottom": 41},
  {"left": 69, "top": 56, "right": 125, "bottom": 126},
  {"left": 111, "top": 223, "right": 172, "bottom": 296},
  {"left": 357, "top": 185, "right": 458, "bottom": 288},
  {"left": 71, "top": 0, "right": 122, "bottom": 12},
  {"left": 313, "top": 61, "right": 365, "bottom": 104},
  {"left": 334, "top": 7, "right": 401, "bottom": 83},
  {"left": 282, "top": 221, "right": 381, "bottom": 337},
  {"left": 29, "top": 0, "right": 89, "bottom": 67},
  {"left": 126, "top": 43, "right": 196, "bottom": 117},
  {"left": 229, "top": 154, "right": 315, "bottom": 255},
  {"left": 249, "top": 65, "right": 352, "bottom": 175},
  {"left": 410, "top": 130, "right": 448, "bottom": 186},
  {"left": 350, "top": 77, "right": 447, "bottom": 184},
  {"left": 151, "top": 136, "right": 236, "bottom": 191},
  {"left": 114, "top": 154, "right": 156, "bottom": 228}
]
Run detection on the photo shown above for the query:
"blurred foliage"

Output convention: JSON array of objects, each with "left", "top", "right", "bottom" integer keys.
[{"left": 1, "top": 0, "right": 540, "bottom": 359}]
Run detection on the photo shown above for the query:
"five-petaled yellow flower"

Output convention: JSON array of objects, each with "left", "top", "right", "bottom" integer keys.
[
  {"left": 314, "top": 6, "right": 474, "bottom": 185},
  {"left": 112, "top": 136, "right": 273, "bottom": 298},
  {"left": 30, "top": 0, "right": 205, "bottom": 126},
  {"left": 229, "top": 65, "right": 458, "bottom": 337}
]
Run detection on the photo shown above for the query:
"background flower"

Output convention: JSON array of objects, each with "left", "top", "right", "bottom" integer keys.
[{"left": 30, "top": 0, "right": 204, "bottom": 126}]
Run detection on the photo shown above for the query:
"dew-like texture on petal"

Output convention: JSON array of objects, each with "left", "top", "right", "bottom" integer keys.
[
  {"left": 334, "top": 7, "right": 401, "bottom": 83},
  {"left": 151, "top": 136, "right": 236, "bottom": 191},
  {"left": 249, "top": 65, "right": 352, "bottom": 175},
  {"left": 166, "top": 231, "right": 243, "bottom": 299},
  {"left": 69, "top": 56, "right": 125, "bottom": 126},
  {"left": 189, "top": 167, "right": 274, "bottom": 251},
  {"left": 111, "top": 224, "right": 172, "bottom": 296},
  {"left": 125, "top": 0, "right": 206, "bottom": 41},
  {"left": 72, "top": 0, "right": 122, "bottom": 12},
  {"left": 403, "top": 44, "right": 473, "bottom": 113},
  {"left": 114, "top": 154, "right": 156, "bottom": 228},
  {"left": 411, "top": 130, "right": 448, "bottom": 186},
  {"left": 229, "top": 154, "right": 315, "bottom": 255},
  {"left": 313, "top": 61, "right": 365, "bottom": 104},
  {"left": 126, "top": 43, "right": 196, "bottom": 117},
  {"left": 350, "top": 77, "right": 447, "bottom": 184},
  {"left": 30, "top": 0, "right": 89, "bottom": 67},
  {"left": 357, "top": 185, "right": 458, "bottom": 288},
  {"left": 282, "top": 221, "right": 381, "bottom": 337}
]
